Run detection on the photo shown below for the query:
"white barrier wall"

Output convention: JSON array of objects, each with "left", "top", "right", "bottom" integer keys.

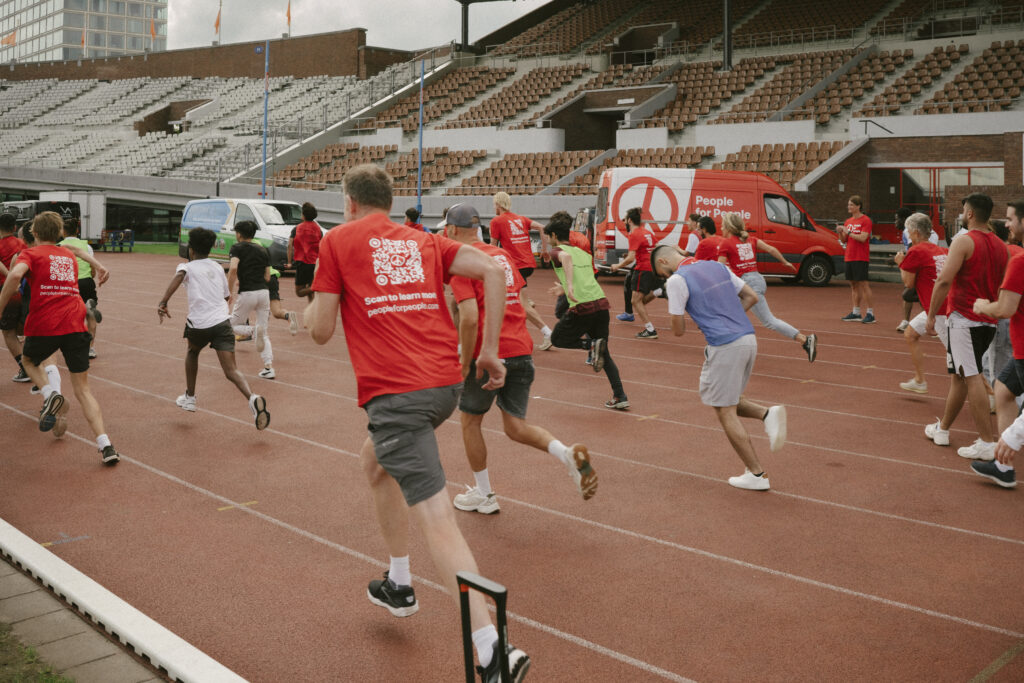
[
  {"left": 851, "top": 111, "right": 1024, "bottom": 139},
  {"left": 617, "top": 126, "right": 669, "bottom": 151},
  {"left": 694, "top": 119, "right": 817, "bottom": 156}
]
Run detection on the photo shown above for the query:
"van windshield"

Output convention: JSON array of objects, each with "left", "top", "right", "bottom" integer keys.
[{"left": 255, "top": 203, "right": 303, "bottom": 226}]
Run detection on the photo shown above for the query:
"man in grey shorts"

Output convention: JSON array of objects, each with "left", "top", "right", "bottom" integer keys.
[
  {"left": 445, "top": 204, "right": 597, "bottom": 515},
  {"left": 306, "top": 165, "right": 530, "bottom": 681},
  {"left": 652, "top": 245, "right": 787, "bottom": 491}
]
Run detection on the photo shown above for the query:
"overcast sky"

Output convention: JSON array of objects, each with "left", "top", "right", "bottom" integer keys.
[{"left": 167, "top": 0, "right": 546, "bottom": 52}]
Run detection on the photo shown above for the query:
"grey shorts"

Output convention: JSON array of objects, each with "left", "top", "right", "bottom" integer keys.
[
  {"left": 459, "top": 355, "right": 533, "bottom": 419},
  {"left": 699, "top": 334, "right": 757, "bottom": 407},
  {"left": 364, "top": 384, "right": 461, "bottom": 506}
]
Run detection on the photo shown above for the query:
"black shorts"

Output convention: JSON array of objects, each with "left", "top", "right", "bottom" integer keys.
[
  {"left": 997, "top": 357, "right": 1024, "bottom": 396},
  {"left": 268, "top": 276, "right": 280, "bottom": 301},
  {"left": 634, "top": 270, "right": 660, "bottom": 295},
  {"left": 22, "top": 332, "right": 92, "bottom": 373},
  {"left": 845, "top": 261, "right": 869, "bottom": 281},
  {"left": 0, "top": 298, "right": 22, "bottom": 331},
  {"left": 78, "top": 277, "right": 97, "bottom": 303},
  {"left": 518, "top": 267, "right": 534, "bottom": 282},
  {"left": 183, "top": 320, "right": 235, "bottom": 352},
  {"left": 294, "top": 261, "right": 315, "bottom": 287}
]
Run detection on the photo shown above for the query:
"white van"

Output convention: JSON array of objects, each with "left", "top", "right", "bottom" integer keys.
[{"left": 177, "top": 198, "right": 322, "bottom": 269}]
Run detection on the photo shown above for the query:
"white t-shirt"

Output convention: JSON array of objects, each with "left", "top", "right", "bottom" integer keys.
[
  {"left": 684, "top": 232, "right": 700, "bottom": 254},
  {"left": 176, "top": 259, "right": 230, "bottom": 329},
  {"left": 666, "top": 268, "right": 746, "bottom": 315}
]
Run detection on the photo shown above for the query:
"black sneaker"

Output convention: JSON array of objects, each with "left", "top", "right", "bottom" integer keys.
[
  {"left": 970, "top": 460, "right": 1016, "bottom": 488},
  {"left": 30, "top": 385, "right": 41, "bottom": 395},
  {"left": 636, "top": 328, "right": 658, "bottom": 339},
  {"left": 11, "top": 366, "right": 30, "bottom": 383},
  {"left": 86, "top": 299, "right": 102, "bottom": 323},
  {"left": 803, "top": 334, "right": 817, "bottom": 363},
  {"left": 100, "top": 445, "right": 120, "bottom": 466},
  {"left": 367, "top": 571, "right": 418, "bottom": 617},
  {"left": 477, "top": 641, "right": 530, "bottom": 683},
  {"left": 590, "top": 337, "right": 606, "bottom": 373},
  {"left": 38, "top": 392, "right": 65, "bottom": 432}
]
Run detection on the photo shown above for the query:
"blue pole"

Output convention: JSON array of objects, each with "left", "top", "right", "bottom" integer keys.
[
  {"left": 260, "top": 39, "right": 270, "bottom": 198},
  {"left": 416, "top": 59, "right": 424, "bottom": 215}
]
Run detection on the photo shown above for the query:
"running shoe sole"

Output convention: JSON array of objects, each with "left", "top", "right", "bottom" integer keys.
[
  {"left": 569, "top": 443, "right": 598, "bottom": 500},
  {"left": 591, "top": 338, "right": 606, "bottom": 373},
  {"left": 251, "top": 395, "right": 270, "bottom": 430},
  {"left": 288, "top": 312, "right": 298, "bottom": 335},
  {"left": 970, "top": 465, "right": 1016, "bottom": 488},
  {"left": 101, "top": 446, "right": 120, "bottom": 466},
  {"left": 38, "top": 393, "right": 65, "bottom": 432},
  {"left": 604, "top": 398, "right": 630, "bottom": 410},
  {"left": 804, "top": 334, "right": 817, "bottom": 363}
]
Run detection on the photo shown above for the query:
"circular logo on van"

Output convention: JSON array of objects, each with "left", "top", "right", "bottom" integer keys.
[{"left": 611, "top": 177, "right": 679, "bottom": 242}]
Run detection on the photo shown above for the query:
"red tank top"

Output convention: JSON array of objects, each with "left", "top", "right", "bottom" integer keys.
[{"left": 951, "top": 230, "right": 1008, "bottom": 323}]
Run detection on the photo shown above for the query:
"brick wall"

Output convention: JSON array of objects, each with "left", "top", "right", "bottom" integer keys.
[
  {"left": 942, "top": 185, "right": 1024, "bottom": 226},
  {"left": 1, "top": 28, "right": 386, "bottom": 81}
]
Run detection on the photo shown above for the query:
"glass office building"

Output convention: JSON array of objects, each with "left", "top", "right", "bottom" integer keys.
[{"left": 0, "top": 0, "right": 168, "bottom": 63}]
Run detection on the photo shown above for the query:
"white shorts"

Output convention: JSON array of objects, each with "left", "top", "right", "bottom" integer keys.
[
  {"left": 946, "top": 322, "right": 996, "bottom": 377},
  {"left": 699, "top": 335, "right": 757, "bottom": 407},
  {"left": 908, "top": 311, "right": 948, "bottom": 348}
]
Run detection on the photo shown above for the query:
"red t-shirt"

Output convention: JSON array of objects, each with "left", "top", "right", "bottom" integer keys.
[
  {"left": 719, "top": 235, "right": 759, "bottom": 276},
  {"left": 1000, "top": 252, "right": 1024, "bottom": 359},
  {"left": 1009, "top": 244, "right": 1024, "bottom": 259},
  {"left": 568, "top": 230, "right": 596, "bottom": 274},
  {"left": 694, "top": 234, "right": 724, "bottom": 261},
  {"left": 450, "top": 243, "right": 532, "bottom": 360},
  {"left": 489, "top": 212, "right": 536, "bottom": 270},
  {"left": 0, "top": 234, "right": 27, "bottom": 289},
  {"left": 950, "top": 230, "right": 1009, "bottom": 323},
  {"left": 312, "top": 213, "right": 463, "bottom": 406},
  {"left": 292, "top": 220, "right": 322, "bottom": 264},
  {"left": 899, "top": 242, "right": 947, "bottom": 314},
  {"left": 843, "top": 215, "right": 872, "bottom": 262},
  {"left": 19, "top": 245, "right": 87, "bottom": 337},
  {"left": 404, "top": 220, "right": 428, "bottom": 233},
  {"left": 628, "top": 227, "right": 655, "bottom": 272}
]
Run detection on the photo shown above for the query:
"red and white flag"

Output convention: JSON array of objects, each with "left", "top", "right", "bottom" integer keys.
[{"left": 0, "top": 30, "right": 15, "bottom": 47}]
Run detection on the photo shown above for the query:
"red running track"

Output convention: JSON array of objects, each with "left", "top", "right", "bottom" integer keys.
[{"left": 1, "top": 253, "right": 1023, "bottom": 682}]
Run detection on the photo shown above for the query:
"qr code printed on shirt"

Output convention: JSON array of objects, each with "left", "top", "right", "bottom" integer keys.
[
  {"left": 49, "top": 255, "right": 76, "bottom": 283},
  {"left": 493, "top": 254, "right": 515, "bottom": 288},
  {"left": 370, "top": 237, "right": 424, "bottom": 286},
  {"left": 737, "top": 242, "right": 754, "bottom": 262}
]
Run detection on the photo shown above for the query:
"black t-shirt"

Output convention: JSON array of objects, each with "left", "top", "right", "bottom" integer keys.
[{"left": 229, "top": 241, "right": 270, "bottom": 292}]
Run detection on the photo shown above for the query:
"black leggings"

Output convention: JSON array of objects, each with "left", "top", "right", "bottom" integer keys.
[{"left": 550, "top": 308, "right": 626, "bottom": 400}]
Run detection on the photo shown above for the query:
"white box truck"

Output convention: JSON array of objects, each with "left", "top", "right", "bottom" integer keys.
[{"left": 38, "top": 191, "right": 107, "bottom": 247}]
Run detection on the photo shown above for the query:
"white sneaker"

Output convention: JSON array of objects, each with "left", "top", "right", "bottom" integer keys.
[
  {"left": 175, "top": 393, "right": 197, "bottom": 412},
  {"left": 764, "top": 406, "right": 787, "bottom": 452},
  {"left": 258, "top": 366, "right": 276, "bottom": 379},
  {"left": 958, "top": 439, "right": 996, "bottom": 461},
  {"left": 728, "top": 469, "right": 770, "bottom": 491},
  {"left": 287, "top": 311, "right": 298, "bottom": 335},
  {"left": 899, "top": 378, "right": 928, "bottom": 394},
  {"left": 924, "top": 419, "right": 949, "bottom": 446},
  {"left": 255, "top": 325, "right": 265, "bottom": 353},
  {"left": 88, "top": 347, "right": 97, "bottom": 359},
  {"left": 538, "top": 334, "right": 553, "bottom": 351},
  {"left": 453, "top": 486, "right": 500, "bottom": 514},
  {"left": 896, "top": 320, "right": 909, "bottom": 333}
]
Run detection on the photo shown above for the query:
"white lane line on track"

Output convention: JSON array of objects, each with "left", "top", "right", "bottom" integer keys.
[
  {"left": 0, "top": 403, "right": 695, "bottom": 683},
  {"left": 7, "top": 397, "right": 1019, "bottom": 644}
]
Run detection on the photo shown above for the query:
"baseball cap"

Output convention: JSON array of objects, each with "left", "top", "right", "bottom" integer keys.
[{"left": 445, "top": 203, "right": 479, "bottom": 229}]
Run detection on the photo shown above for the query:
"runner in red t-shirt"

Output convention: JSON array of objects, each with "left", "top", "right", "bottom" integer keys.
[
  {"left": 306, "top": 166, "right": 529, "bottom": 679},
  {"left": 925, "top": 193, "right": 1009, "bottom": 460},
  {"left": 896, "top": 213, "right": 949, "bottom": 394},
  {"left": 490, "top": 191, "right": 552, "bottom": 350},
  {"left": 445, "top": 205, "right": 597, "bottom": 514},
  {"left": 0, "top": 212, "right": 120, "bottom": 466},
  {"left": 838, "top": 195, "right": 876, "bottom": 323},
  {"left": 610, "top": 207, "right": 661, "bottom": 338},
  {"left": 718, "top": 213, "right": 816, "bottom": 362},
  {"left": 693, "top": 215, "right": 725, "bottom": 261},
  {"left": 403, "top": 207, "right": 429, "bottom": 234},
  {"left": 287, "top": 202, "right": 322, "bottom": 302},
  {"left": 0, "top": 213, "right": 29, "bottom": 381}
]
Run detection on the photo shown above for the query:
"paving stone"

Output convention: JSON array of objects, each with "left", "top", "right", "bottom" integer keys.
[
  {"left": 10, "top": 609, "right": 91, "bottom": 647},
  {"left": 34, "top": 630, "right": 120, "bottom": 671},
  {"left": 62, "top": 653, "right": 159, "bottom": 683},
  {"left": 0, "top": 589, "right": 63, "bottom": 623},
  {"left": 0, "top": 571, "right": 39, "bottom": 600}
]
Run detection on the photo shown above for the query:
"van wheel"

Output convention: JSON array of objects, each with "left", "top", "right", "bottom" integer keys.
[{"left": 799, "top": 254, "right": 832, "bottom": 287}]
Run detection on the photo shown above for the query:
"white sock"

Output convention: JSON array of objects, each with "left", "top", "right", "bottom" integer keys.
[
  {"left": 473, "top": 625, "right": 499, "bottom": 668},
  {"left": 96, "top": 433, "right": 111, "bottom": 449},
  {"left": 994, "top": 460, "right": 1014, "bottom": 472},
  {"left": 645, "top": 322, "right": 655, "bottom": 332},
  {"left": 473, "top": 469, "right": 492, "bottom": 496},
  {"left": 45, "top": 364, "right": 61, "bottom": 393},
  {"left": 652, "top": 287, "right": 663, "bottom": 297},
  {"left": 547, "top": 439, "right": 570, "bottom": 466},
  {"left": 852, "top": 307, "right": 861, "bottom": 315},
  {"left": 388, "top": 556, "right": 411, "bottom": 587},
  {"left": 540, "top": 325, "right": 552, "bottom": 337},
  {"left": 41, "top": 384, "right": 55, "bottom": 399}
]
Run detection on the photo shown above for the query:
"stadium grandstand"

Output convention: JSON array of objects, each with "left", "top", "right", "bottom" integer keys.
[{"left": 0, "top": 0, "right": 1021, "bottom": 245}]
